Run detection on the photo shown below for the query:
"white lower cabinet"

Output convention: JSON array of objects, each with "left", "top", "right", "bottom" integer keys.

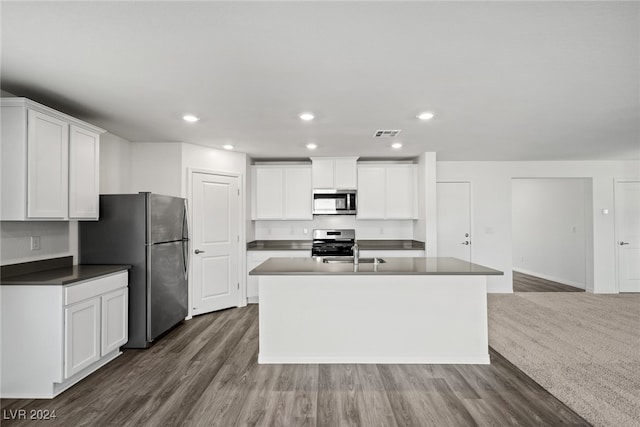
[
  {"left": 101, "top": 288, "right": 128, "bottom": 355},
  {"left": 247, "top": 251, "right": 310, "bottom": 302},
  {"left": 65, "top": 298, "right": 101, "bottom": 378},
  {"left": 0, "top": 271, "right": 128, "bottom": 398}
]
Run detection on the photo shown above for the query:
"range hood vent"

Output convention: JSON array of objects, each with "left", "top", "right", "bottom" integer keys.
[{"left": 373, "top": 129, "right": 402, "bottom": 138}]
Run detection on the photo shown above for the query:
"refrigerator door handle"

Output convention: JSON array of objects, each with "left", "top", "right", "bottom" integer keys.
[{"left": 183, "top": 200, "right": 190, "bottom": 280}]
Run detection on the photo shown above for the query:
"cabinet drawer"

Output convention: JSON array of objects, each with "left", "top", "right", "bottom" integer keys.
[{"left": 64, "top": 271, "right": 128, "bottom": 306}]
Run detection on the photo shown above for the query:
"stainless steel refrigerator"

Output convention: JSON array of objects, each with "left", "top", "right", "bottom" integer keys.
[{"left": 79, "top": 193, "right": 189, "bottom": 348}]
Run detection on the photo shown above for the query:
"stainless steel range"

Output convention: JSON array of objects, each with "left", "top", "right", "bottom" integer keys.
[{"left": 311, "top": 229, "right": 356, "bottom": 258}]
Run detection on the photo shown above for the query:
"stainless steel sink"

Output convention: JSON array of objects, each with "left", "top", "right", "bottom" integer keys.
[{"left": 322, "top": 257, "right": 386, "bottom": 264}]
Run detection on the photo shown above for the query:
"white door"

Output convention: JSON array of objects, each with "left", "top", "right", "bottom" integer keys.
[
  {"left": 357, "top": 166, "right": 386, "bottom": 219},
  {"left": 385, "top": 165, "right": 416, "bottom": 219},
  {"left": 311, "top": 158, "right": 335, "bottom": 188},
  {"left": 616, "top": 181, "right": 640, "bottom": 292},
  {"left": 64, "top": 298, "right": 101, "bottom": 378},
  {"left": 69, "top": 125, "right": 100, "bottom": 219},
  {"left": 191, "top": 172, "right": 240, "bottom": 315},
  {"left": 284, "top": 167, "right": 312, "bottom": 219},
  {"left": 254, "top": 167, "right": 284, "bottom": 219},
  {"left": 101, "top": 288, "right": 128, "bottom": 355},
  {"left": 27, "top": 109, "right": 69, "bottom": 219},
  {"left": 437, "top": 182, "right": 472, "bottom": 262}
]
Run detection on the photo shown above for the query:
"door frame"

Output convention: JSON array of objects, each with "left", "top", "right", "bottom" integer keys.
[
  {"left": 187, "top": 168, "right": 247, "bottom": 319},
  {"left": 511, "top": 177, "right": 594, "bottom": 292},
  {"left": 614, "top": 179, "right": 640, "bottom": 293},
  {"left": 436, "top": 181, "right": 474, "bottom": 263}
]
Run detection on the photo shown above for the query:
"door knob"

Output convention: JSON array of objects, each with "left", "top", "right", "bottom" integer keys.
[
  {"left": 619, "top": 242, "right": 630, "bottom": 246},
  {"left": 461, "top": 241, "right": 470, "bottom": 245},
  {"left": 194, "top": 249, "right": 205, "bottom": 254}
]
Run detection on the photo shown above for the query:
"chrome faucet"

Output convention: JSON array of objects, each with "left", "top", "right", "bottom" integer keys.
[{"left": 352, "top": 242, "right": 359, "bottom": 265}]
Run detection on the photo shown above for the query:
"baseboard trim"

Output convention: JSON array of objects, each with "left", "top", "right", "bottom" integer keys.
[
  {"left": 513, "top": 268, "right": 585, "bottom": 290},
  {"left": 247, "top": 296, "right": 259, "bottom": 304},
  {"left": 258, "top": 354, "right": 490, "bottom": 365}
]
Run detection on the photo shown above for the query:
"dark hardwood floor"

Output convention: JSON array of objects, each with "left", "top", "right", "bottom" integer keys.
[
  {"left": 1, "top": 305, "right": 590, "bottom": 426},
  {"left": 513, "top": 271, "right": 585, "bottom": 292}
]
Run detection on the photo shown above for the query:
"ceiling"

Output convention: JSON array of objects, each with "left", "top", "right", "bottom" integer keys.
[{"left": 1, "top": 1, "right": 638, "bottom": 161}]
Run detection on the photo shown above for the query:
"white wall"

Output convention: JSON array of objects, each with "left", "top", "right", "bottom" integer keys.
[
  {"left": 130, "top": 142, "right": 182, "bottom": 197},
  {"left": 1, "top": 221, "right": 72, "bottom": 265},
  {"left": 180, "top": 143, "right": 247, "bottom": 197},
  {"left": 437, "top": 160, "right": 640, "bottom": 293},
  {"left": 100, "top": 132, "right": 132, "bottom": 194},
  {"left": 254, "top": 218, "right": 414, "bottom": 240},
  {"left": 512, "top": 178, "right": 589, "bottom": 288},
  {"left": 413, "top": 152, "right": 437, "bottom": 253}
]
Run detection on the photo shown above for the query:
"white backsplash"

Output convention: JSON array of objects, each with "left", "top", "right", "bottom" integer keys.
[
  {"left": 254, "top": 217, "right": 415, "bottom": 240},
  {"left": 1, "top": 221, "right": 75, "bottom": 265}
]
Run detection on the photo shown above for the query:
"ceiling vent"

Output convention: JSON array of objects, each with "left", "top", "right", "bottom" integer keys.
[{"left": 374, "top": 129, "right": 402, "bottom": 138}]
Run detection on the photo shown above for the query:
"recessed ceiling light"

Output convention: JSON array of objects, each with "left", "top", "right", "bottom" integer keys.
[
  {"left": 391, "top": 142, "right": 403, "bottom": 149},
  {"left": 183, "top": 114, "right": 200, "bottom": 123},
  {"left": 417, "top": 111, "right": 435, "bottom": 121},
  {"left": 223, "top": 144, "right": 234, "bottom": 150},
  {"left": 306, "top": 143, "right": 317, "bottom": 150},
  {"left": 299, "top": 112, "right": 315, "bottom": 121}
]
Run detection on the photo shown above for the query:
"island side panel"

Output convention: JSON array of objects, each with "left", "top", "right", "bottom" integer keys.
[{"left": 258, "top": 275, "right": 489, "bottom": 364}]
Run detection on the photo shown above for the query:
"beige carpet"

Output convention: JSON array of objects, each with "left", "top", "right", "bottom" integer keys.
[{"left": 488, "top": 292, "right": 640, "bottom": 427}]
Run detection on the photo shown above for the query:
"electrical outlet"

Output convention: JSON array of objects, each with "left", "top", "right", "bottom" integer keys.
[{"left": 31, "top": 236, "right": 41, "bottom": 251}]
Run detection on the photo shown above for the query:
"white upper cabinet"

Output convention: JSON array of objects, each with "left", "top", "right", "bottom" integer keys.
[
  {"left": 1, "top": 98, "right": 105, "bottom": 221},
  {"left": 254, "top": 167, "right": 284, "bottom": 219},
  {"left": 69, "top": 125, "right": 100, "bottom": 219},
  {"left": 27, "top": 109, "right": 69, "bottom": 219},
  {"left": 283, "top": 167, "right": 313, "bottom": 219},
  {"left": 357, "top": 164, "right": 418, "bottom": 220},
  {"left": 252, "top": 165, "right": 312, "bottom": 220},
  {"left": 357, "top": 166, "right": 386, "bottom": 219},
  {"left": 311, "top": 157, "right": 358, "bottom": 189},
  {"left": 385, "top": 165, "right": 416, "bottom": 219}
]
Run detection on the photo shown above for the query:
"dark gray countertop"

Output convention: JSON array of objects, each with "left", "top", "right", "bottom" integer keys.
[
  {"left": 1, "top": 265, "right": 131, "bottom": 286},
  {"left": 249, "top": 257, "right": 502, "bottom": 276},
  {"left": 247, "top": 239, "right": 425, "bottom": 251},
  {"left": 247, "top": 240, "right": 312, "bottom": 250}
]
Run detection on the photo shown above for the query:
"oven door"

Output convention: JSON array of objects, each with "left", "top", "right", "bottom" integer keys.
[{"left": 312, "top": 241, "right": 355, "bottom": 257}]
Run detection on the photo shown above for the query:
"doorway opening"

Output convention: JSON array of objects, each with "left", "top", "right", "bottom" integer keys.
[{"left": 511, "top": 178, "right": 593, "bottom": 292}]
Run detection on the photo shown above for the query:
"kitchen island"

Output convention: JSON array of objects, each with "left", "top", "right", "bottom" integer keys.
[{"left": 250, "top": 257, "right": 502, "bottom": 365}]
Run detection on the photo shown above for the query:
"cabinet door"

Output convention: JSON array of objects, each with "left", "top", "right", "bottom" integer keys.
[
  {"left": 312, "top": 159, "right": 335, "bottom": 189},
  {"left": 64, "top": 298, "right": 101, "bottom": 378},
  {"left": 255, "top": 167, "right": 284, "bottom": 219},
  {"left": 284, "top": 167, "right": 312, "bottom": 219},
  {"left": 101, "top": 288, "right": 128, "bottom": 355},
  {"left": 385, "top": 166, "right": 416, "bottom": 219},
  {"left": 69, "top": 125, "right": 100, "bottom": 219},
  {"left": 27, "top": 109, "right": 69, "bottom": 219},
  {"left": 334, "top": 158, "right": 357, "bottom": 189},
  {"left": 357, "top": 167, "right": 386, "bottom": 219}
]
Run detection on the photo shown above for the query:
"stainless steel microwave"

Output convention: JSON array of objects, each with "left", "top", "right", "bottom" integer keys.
[{"left": 312, "top": 189, "right": 357, "bottom": 215}]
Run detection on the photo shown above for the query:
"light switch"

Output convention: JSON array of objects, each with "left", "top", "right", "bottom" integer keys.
[{"left": 601, "top": 209, "right": 609, "bottom": 215}]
